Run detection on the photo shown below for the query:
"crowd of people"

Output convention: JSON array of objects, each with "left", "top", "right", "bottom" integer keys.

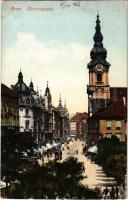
[{"left": 102, "top": 185, "right": 126, "bottom": 199}]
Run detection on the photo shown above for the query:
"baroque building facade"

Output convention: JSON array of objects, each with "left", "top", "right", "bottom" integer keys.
[
  {"left": 87, "top": 15, "right": 111, "bottom": 116},
  {"left": 86, "top": 15, "right": 127, "bottom": 145}
]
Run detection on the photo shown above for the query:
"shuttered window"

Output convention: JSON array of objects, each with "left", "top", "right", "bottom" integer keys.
[{"left": 106, "top": 121, "right": 111, "bottom": 130}]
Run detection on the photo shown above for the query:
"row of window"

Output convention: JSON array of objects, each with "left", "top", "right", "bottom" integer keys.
[
  {"left": 1, "top": 118, "right": 19, "bottom": 126},
  {"left": 106, "top": 120, "right": 121, "bottom": 129},
  {"left": 20, "top": 108, "right": 30, "bottom": 116}
]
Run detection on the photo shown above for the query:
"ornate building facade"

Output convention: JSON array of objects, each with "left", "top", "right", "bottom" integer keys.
[{"left": 8, "top": 71, "right": 70, "bottom": 144}]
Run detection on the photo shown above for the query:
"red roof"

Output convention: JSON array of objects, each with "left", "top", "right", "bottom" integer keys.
[
  {"left": 88, "top": 100, "right": 126, "bottom": 120},
  {"left": 1, "top": 84, "right": 18, "bottom": 98},
  {"left": 70, "top": 112, "right": 88, "bottom": 122}
]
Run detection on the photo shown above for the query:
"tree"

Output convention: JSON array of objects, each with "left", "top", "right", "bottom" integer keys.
[
  {"left": 8, "top": 157, "right": 102, "bottom": 199},
  {"left": 1, "top": 132, "right": 36, "bottom": 197},
  {"left": 96, "top": 136, "right": 126, "bottom": 165},
  {"left": 103, "top": 154, "right": 126, "bottom": 184},
  {"left": 95, "top": 136, "right": 127, "bottom": 184}
]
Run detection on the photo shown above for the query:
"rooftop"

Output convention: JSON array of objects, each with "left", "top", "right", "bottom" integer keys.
[{"left": 88, "top": 99, "right": 126, "bottom": 120}]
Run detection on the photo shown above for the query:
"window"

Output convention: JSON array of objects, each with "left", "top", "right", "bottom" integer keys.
[
  {"left": 97, "top": 73, "right": 102, "bottom": 82},
  {"left": 106, "top": 133, "right": 112, "bottom": 138},
  {"left": 25, "top": 120, "right": 30, "bottom": 129},
  {"left": 116, "top": 133, "right": 121, "bottom": 140},
  {"left": 26, "top": 109, "right": 29, "bottom": 116},
  {"left": 106, "top": 121, "right": 111, "bottom": 130},
  {"left": 115, "top": 121, "right": 121, "bottom": 130}
]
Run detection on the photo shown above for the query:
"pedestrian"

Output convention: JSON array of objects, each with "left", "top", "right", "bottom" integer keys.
[
  {"left": 119, "top": 184, "right": 124, "bottom": 199},
  {"left": 82, "top": 164, "right": 85, "bottom": 173},
  {"left": 41, "top": 155, "right": 44, "bottom": 165},
  {"left": 103, "top": 186, "right": 109, "bottom": 199},
  {"left": 34, "top": 160, "right": 39, "bottom": 168},
  {"left": 60, "top": 151, "right": 62, "bottom": 160},
  {"left": 115, "top": 185, "right": 119, "bottom": 199},
  {"left": 110, "top": 186, "right": 115, "bottom": 199},
  {"left": 50, "top": 151, "right": 52, "bottom": 157}
]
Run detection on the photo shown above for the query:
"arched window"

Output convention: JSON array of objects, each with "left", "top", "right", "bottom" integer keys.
[
  {"left": 25, "top": 120, "right": 30, "bottom": 129},
  {"left": 97, "top": 73, "right": 102, "bottom": 82}
]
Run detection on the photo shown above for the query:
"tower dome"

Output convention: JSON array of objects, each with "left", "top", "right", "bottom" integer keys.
[
  {"left": 88, "top": 15, "right": 110, "bottom": 69},
  {"left": 14, "top": 71, "right": 29, "bottom": 94}
]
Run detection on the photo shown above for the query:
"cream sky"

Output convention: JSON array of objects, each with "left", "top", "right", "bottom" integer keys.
[{"left": 1, "top": 1, "right": 127, "bottom": 114}]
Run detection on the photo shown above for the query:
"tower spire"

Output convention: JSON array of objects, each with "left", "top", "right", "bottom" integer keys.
[
  {"left": 87, "top": 15, "right": 110, "bottom": 69},
  {"left": 30, "top": 78, "right": 33, "bottom": 89},
  {"left": 59, "top": 94, "right": 62, "bottom": 106},
  {"left": 93, "top": 14, "right": 103, "bottom": 47},
  {"left": 45, "top": 81, "right": 51, "bottom": 96},
  {"left": 18, "top": 70, "right": 23, "bottom": 82},
  {"left": 64, "top": 98, "right": 66, "bottom": 108},
  {"left": 37, "top": 86, "right": 39, "bottom": 95}
]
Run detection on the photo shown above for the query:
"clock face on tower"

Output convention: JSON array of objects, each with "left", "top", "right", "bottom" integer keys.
[{"left": 96, "top": 64, "right": 104, "bottom": 72}]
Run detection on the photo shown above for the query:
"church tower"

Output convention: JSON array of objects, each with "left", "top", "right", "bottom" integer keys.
[
  {"left": 44, "top": 81, "right": 52, "bottom": 107},
  {"left": 87, "top": 15, "right": 111, "bottom": 116}
]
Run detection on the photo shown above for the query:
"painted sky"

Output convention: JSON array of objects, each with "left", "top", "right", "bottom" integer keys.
[{"left": 1, "top": 1, "right": 127, "bottom": 114}]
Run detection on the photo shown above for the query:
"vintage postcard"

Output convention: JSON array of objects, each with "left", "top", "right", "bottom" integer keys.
[{"left": 1, "top": 0, "right": 127, "bottom": 199}]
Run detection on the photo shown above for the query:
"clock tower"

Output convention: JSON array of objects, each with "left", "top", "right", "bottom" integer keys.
[{"left": 87, "top": 15, "right": 111, "bottom": 116}]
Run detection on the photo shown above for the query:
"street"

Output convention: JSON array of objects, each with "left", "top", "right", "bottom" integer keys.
[
  {"left": 61, "top": 139, "right": 116, "bottom": 189},
  {"left": 38, "top": 138, "right": 116, "bottom": 189}
]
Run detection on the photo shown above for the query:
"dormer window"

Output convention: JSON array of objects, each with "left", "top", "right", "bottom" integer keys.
[{"left": 97, "top": 73, "right": 102, "bottom": 82}]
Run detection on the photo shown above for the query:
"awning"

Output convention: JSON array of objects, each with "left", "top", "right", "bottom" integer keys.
[
  {"left": 87, "top": 145, "right": 98, "bottom": 154},
  {"left": 41, "top": 146, "right": 47, "bottom": 152},
  {"left": 0, "top": 181, "right": 6, "bottom": 189},
  {"left": 46, "top": 143, "right": 52, "bottom": 149},
  {"left": 52, "top": 143, "right": 58, "bottom": 148}
]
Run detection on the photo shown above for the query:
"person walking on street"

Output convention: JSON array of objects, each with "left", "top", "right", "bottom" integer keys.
[
  {"left": 41, "top": 155, "right": 44, "bottom": 165},
  {"left": 110, "top": 186, "right": 115, "bottom": 199},
  {"left": 119, "top": 184, "right": 125, "bottom": 199},
  {"left": 115, "top": 185, "right": 119, "bottom": 199},
  {"left": 103, "top": 186, "right": 109, "bottom": 199}
]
